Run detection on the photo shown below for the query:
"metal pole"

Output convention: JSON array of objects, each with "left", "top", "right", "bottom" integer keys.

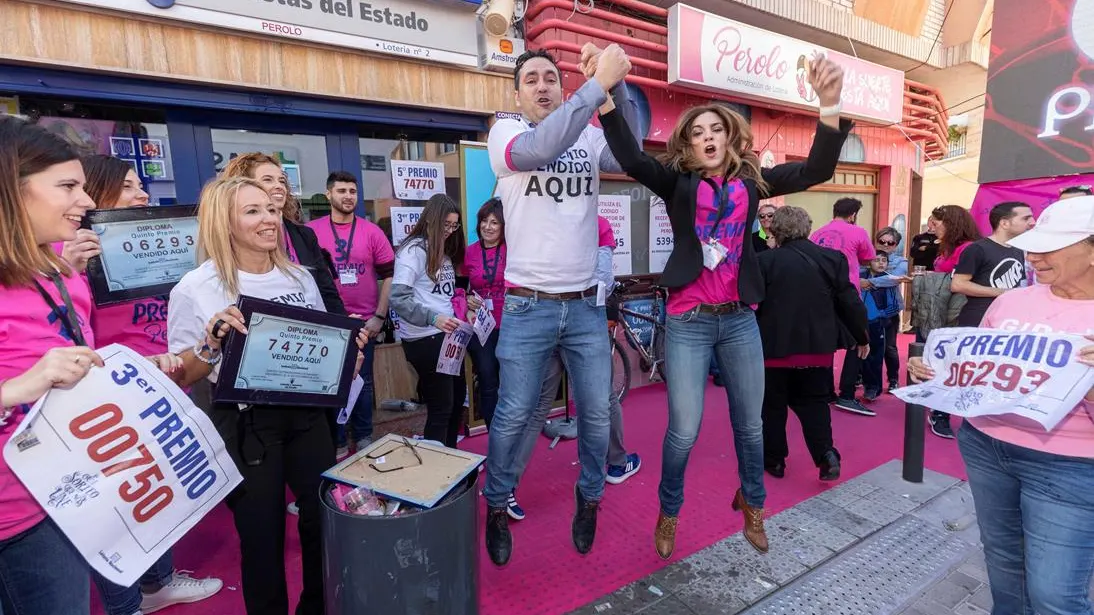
[{"left": 902, "top": 342, "right": 927, "bottom": 483}]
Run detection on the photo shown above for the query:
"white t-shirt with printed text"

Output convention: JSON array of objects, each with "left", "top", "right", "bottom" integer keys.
[
  {"left": 488, "top": 117, "right": 606, "bottom": 293},
  {"left": 167, "top": 259, "right": 324, "bottom": 382},
  {"left": 392, "top": 239, "right": 456, "bottom": 341}
]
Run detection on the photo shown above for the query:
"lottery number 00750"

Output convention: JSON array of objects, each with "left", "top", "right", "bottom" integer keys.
[
  {"left": 68, "top": 404, "right": 173, "bottom": 523},
  {"left": 943, "top": 360, "right": 1051, "bottom": 395}
]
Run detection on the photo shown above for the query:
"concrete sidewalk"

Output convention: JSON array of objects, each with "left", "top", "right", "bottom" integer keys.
[{"left": 568, "top": 459, "right": 1092, "bottom": 615}]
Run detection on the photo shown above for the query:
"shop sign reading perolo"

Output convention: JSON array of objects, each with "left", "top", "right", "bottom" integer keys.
[{"left": 59, "top": 0, "right": 481, "bottom": 67}]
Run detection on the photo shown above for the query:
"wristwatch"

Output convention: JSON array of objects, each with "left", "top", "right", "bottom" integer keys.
[{"left": 819, "top": 101, "right": 842, "bottom": 117}]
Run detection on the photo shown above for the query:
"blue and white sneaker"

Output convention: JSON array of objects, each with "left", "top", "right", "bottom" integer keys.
[
  {"left": 506, "top": 492, "right": 525, "bottom": 521},
  {"left": 606, "top": 453, "right": 642, "bottom": 485}
]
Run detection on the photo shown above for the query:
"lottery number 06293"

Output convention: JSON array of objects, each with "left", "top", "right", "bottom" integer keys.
[
  {"left": 943, "top": 360, "right": 1051, "bottom": 394},
  {"left": 69, "top": 404, "right": 173, "bottom": 523}
]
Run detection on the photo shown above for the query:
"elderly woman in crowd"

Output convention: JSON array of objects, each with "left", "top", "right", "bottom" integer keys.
[
  {"left": 909, "top": 197, "right": 1094, "bottom": 615},
  {"left": 756, "top": 206, "right": 867, "bottom": 481}
]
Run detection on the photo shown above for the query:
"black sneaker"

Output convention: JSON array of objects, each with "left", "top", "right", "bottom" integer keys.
[
  {"left": 819, "top": 449, "right": 841, "bottom": 481},
  {"left": 833, "top": 398, "right": 876, "bottom": 417},
  {"left": 888, "top": 379, "right": 899, "bottom": 391},
  {"left": 930, "top": 413, "right": 955, "bottom": 439},
  {"left": 485, "top": 506, "right": 512, "bottom": 566},
  {"left": 863, "top": 389, "right": 881, "bottom": 402},
  {"left": 572, "top": 485, "right": 599, "bottom": 554},
  {"left": 764, "top": 461, "right": 786, "bottom": 479}
]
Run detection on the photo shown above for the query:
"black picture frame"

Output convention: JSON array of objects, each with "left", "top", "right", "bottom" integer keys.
[
  {"left": 214, "top": 296, "right": 364, "bottom": 408},
  {"left": 82, "top": 205, "right": 199, "bottom": 306}
]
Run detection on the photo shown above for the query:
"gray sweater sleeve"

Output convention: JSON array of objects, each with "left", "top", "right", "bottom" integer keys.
[
  {"left": 505, "top": 79, "right": 609, "bottom": 171},
  {"left": 390, "top": 284, "right": 436, "bottom": 328},
  {"left": 597, "top": 84, "right": 642, "bottom": 174}
]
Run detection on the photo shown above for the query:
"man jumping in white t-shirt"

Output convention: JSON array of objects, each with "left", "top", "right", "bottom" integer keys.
[{"left": 483, "top": 44, "right": 639, "bottom": 566}]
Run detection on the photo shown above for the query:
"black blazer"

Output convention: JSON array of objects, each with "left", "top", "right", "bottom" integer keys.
[
  {"left": 756, "top": 238, "right": 868, "bottom": 359},
  {"left": 600, "top": 110, "right": 852, "bottom": 304},
  {"left": 285, "top": 221, "right": 346, "bottom": 315}
]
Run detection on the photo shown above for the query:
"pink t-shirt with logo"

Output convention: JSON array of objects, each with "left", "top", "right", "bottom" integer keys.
[
  {"left": 464, "top": 241, "right": 507, "bottom": 327},
  {"left": 0, "top": 273, "right": 96, "bottom": 540},
  {"left": 307, "top": 215, "right": 395, "bottom": 318},
  {"left": 810, "top": 219, "right": 876, "bottom": 286},
  {"left": 93, "top": 296, "right": 169, "bottom": 357},
  {"left": 933, "top": 241, "right": 972, "bottom": 274},
  {"left": 667, "top": 178, "right": 749, "bottom": 315},
  {"left": 968, "top": 284, "right": 1094, "bottom": 458},
  {"left": 598, "top": 216, "right": 615, "bottom": 248}
]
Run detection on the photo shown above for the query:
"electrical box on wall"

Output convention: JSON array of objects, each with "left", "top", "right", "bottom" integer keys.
[{"left": 479, "top": 31, "right": 525, "bottom": 73}]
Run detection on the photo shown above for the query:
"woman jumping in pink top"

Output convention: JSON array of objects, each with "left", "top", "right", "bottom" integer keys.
[{"left": 910, "top": 197, "right": 1094, "bottom": 615}]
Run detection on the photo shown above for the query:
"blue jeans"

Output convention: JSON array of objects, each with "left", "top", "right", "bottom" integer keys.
[
  {"left": 862, "top": 319, "right": 886, "bottom": 395},
  {"left": 660, "top": 307, "right": 766, "bottom": 516},
  {"left": 93, "top": 550, "right": 174, "bottom": 615},
  {"left": 959, "top": 422, "right": 1094, "bottom": 615},
  {"left": 336, "top": 338, "right": 375, "bottom": 447},
  {"left": 467, "top": 328, "right": 501, "bottom": 428},
  {"left": 0, "top": 519, "right": 89, "bottom": 615},
  {"left": 484, "top": 292, "right": 611, "bottom": 508}
]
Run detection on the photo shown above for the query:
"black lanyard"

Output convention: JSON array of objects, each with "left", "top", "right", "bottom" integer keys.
[
  {"left": 329, "top": 215, "right": 357, "bottom": 263},
  {"left": 481, "top": 243, "right": 501, "bottom": 288},
  {"left": 701, "top": 174, "right": 734, "bottom": 241},
  {"left": 33, "top": 273, "right": 86, "bottom": 347}
]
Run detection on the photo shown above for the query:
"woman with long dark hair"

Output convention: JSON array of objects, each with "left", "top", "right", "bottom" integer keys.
[
  {"left": 596, "top": 50, "right": 851, "bottom": 558},
  {"left": 391, "top": 194, "right": 467, "bottom": 448},
  {"left": 64, "top": 155, "right": 223, "bottom": 615},
  {"left": 931, "top": 204, "right": 982, "bottom": 274},
  {"left": 167, "top": 177, "right": 366, "bottom": 615}
]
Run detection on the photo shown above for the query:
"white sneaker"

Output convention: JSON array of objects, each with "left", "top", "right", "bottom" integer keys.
[
  {"left": 287, "top": 501, "right": 300, "bottom": 515},
  {"left": 140, "top": 572, "right": 223, "bottom": 613}
]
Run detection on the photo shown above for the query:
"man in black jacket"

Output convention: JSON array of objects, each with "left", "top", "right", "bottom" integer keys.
[{"left": 756, "top": 206, "right": 868, "bottom": 481}]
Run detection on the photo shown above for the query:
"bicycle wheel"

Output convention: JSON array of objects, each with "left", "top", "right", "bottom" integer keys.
[
  {"left": 652, "top": 325, "right": 667, "bottom": 382},
  {"left": 610, "top": 337, "right": 631, "bottom": 404}
]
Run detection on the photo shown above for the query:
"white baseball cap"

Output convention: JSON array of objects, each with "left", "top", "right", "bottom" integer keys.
[{"left": 1008, "top": 196, "right": 1094, "bottom": 253}]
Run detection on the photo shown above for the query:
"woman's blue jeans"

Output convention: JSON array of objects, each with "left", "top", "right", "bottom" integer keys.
[
  {"left": 0, "top": 519, "right": 89, "bottom": 615},
  {"left": 958, "top": 422, "right": 1094, "bottom": 615},
  {"left": 659, "top": 307, "right": 766, "bottom": 516}
]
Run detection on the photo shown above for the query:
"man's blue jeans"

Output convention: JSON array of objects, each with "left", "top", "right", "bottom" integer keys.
[
  {"left": 660, "top": 307, "right": 766, "bottom": 516},
  {"left": 0, "top": 519, "right": 89, "bottom": 615},
  {"left": 336, "top": 338, "right": 375, "bottom": 447},
  {"left": 93, "top": 550, "right": 174, "bottom": 615},
  {"left": 958, "top": 422, "right": 1094, "bottom": 615},
  {"left": 484, "top": 292, "right": 611, "bottom": 508}
]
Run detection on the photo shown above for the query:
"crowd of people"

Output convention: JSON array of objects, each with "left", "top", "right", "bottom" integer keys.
[{"left": 0, "top": 39, "right": 1090, "bottom": 615}]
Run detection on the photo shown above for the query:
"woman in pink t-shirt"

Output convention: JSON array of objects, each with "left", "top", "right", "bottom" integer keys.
[
  {"left": 0, "top": 116, "right": 108, "bottom": 614},
  {"left": 599, "top": 53, "right": 851, "bottom": 559},
  {"left": 930, "top": 205, "right": 981, "bottom": 274},
  {"left": 462, "top": 198, "right": 506, "bottom": 427},
  {"left": 60, "top": 155, "right": 223, "bottom": 615},
  {"left": 909, "top": 197, "right": 1094, "bottom": 615}
]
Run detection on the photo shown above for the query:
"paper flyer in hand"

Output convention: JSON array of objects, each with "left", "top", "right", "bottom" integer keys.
[
  {"left": 3, "top": 344, "right": 242, "bottom": 586},
  {"left": 893, "top": 328, "right": 1094, "bottom": 431}
]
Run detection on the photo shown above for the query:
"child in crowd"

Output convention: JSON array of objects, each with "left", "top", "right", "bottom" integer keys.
[{"left": 860, "top": 253, "right": 903, "bottom": 400}]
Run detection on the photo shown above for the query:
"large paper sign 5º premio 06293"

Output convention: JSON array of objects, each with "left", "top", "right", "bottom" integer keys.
[
  {"left": 893, "top": 327, "right": 1094, "bottom": 431},
  {"left": 3, "top": 344, "right": 242, "bottom": 587}
]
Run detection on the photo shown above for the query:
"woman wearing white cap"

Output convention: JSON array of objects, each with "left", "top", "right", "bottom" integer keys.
[{"left": 909, "top": 196, "right": 1094, "bottom": 615}]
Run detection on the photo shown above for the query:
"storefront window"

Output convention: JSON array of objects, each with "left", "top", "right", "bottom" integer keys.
[
  {"left": 210, "top": 129, "right": 329, "bottom": 219},
  {"left": 9, "top": 96, "right": 178, "bottom": 205},
  {"left": 361, "top": 138, "right": 461, "bottom": 244},
  {"left": 602, "top": 179, "right": 654, "bottom": 276}
]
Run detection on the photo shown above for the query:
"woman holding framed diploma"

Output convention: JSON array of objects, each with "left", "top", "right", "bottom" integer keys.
[
  {"left": 67, "top": 155, "right": 224, "bottom": 615},
  {"left": 391, "top": 194, "right": 468, "bottom": 448},
  {"left": 167, "top": 177, "right": 365, "bottom": 615},
  {"left": 0, "top": 116, "right": 103, "bottom": 614}
]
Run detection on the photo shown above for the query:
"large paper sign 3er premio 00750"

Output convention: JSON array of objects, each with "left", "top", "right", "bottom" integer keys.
[
  {"left": 893, "top": 328, "right": 1094, "bottom": 431},
  {"left": 3, "top": 344, "right": 242, "bottom": 586}
]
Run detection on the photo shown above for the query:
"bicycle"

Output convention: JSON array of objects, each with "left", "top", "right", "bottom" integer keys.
[{"left": 607, "top": 278, "right": 667, "bottom": 404}]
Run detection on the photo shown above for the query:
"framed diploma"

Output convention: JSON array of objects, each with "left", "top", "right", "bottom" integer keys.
[
  {"left": 83, "top": 205, "right": 199, "bottom": 306},
  {"left": 214, "top": 296, "right": 363, "bottom": 408}
]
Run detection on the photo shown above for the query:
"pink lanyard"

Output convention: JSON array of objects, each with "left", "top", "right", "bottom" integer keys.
[{"left": 284, "top": 227, "right": 299, "bottom": 263}]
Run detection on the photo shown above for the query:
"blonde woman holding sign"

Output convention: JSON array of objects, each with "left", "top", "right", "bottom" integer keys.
[
  {"left": 168, "top": 177, "right": 365, "bottom": 615},
  {"left": 909, "top": 197, "right": 1094, "bottom": 615}
]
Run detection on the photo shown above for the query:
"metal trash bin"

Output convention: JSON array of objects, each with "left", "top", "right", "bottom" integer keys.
[{"left": 321, "top": 473, "right": 479, "bottom": 615}]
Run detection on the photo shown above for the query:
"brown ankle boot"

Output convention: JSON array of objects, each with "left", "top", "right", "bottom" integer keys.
[
  {"left": 732, "top": 489, "right": 769, "bottom": 553},
  {"left": 654, "top": 511, "right": 678, "bottom": 560}
]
